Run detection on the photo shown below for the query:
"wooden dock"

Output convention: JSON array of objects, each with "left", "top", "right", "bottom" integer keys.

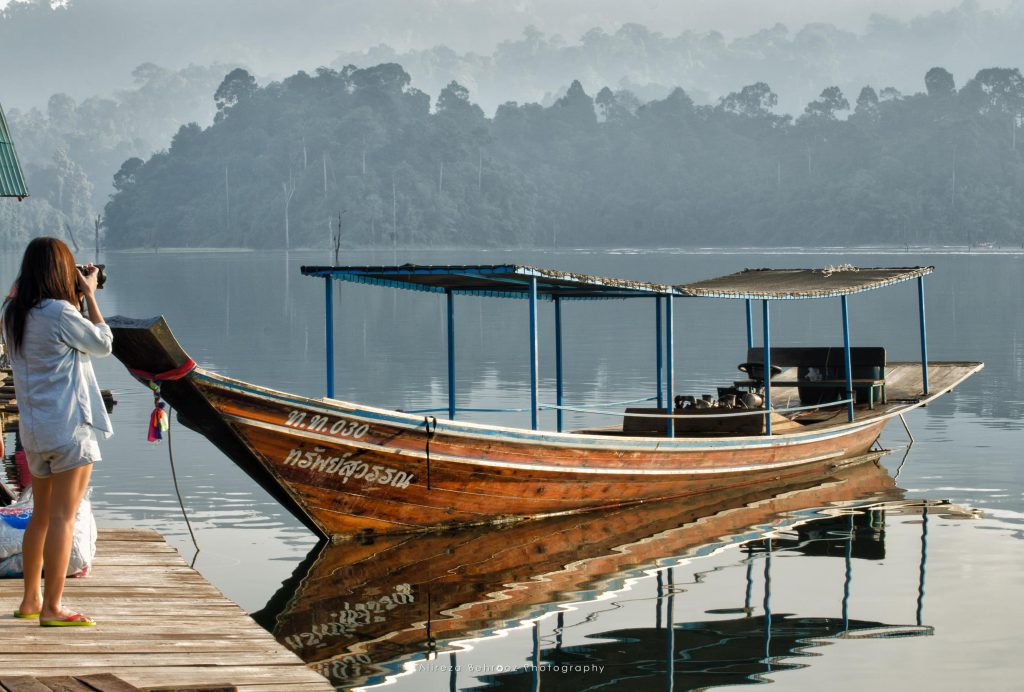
[{"left": 0, "top": 529, "right": 332, "bottom": 692}]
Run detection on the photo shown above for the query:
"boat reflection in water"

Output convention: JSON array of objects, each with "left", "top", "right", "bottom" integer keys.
[{"left": 255, "top": 453, "right": 953, "bottom": 690}]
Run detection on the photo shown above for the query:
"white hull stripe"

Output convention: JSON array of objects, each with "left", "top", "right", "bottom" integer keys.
[{"left": 225, "top": 413, "right": 850, "bottom": 476}]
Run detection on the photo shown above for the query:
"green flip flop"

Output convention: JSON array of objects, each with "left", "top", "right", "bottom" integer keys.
[
  {"left": 39, "top": 612, "right": 96, "bottom": 627},
  {"left": 13, "top": 610, "right": 40, "bottom": 619}
]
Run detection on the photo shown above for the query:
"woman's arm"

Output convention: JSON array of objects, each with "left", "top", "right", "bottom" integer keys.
[
  {"left": 60, "top": 265, "right": 112, "bottom": 357},
  {"left": 76, "top": 264, "right": 104, "bottom": 326}
]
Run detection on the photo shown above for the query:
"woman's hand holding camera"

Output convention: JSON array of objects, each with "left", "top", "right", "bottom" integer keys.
[{"left": 77, "top": 264, "right": 99, "bottom": 296}]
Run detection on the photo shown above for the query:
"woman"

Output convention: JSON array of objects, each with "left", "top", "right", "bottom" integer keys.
[{"left": 2, "top": 237, "right": 112, "bottom": 627}]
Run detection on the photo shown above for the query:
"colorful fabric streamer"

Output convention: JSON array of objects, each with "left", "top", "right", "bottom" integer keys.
[{"left": 147, "top": 401, "right": 169, "bottom": 443}]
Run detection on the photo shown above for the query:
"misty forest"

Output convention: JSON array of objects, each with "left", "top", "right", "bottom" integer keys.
[{"left": 1, "top": 0, "right": 1023, "bottom": 250}]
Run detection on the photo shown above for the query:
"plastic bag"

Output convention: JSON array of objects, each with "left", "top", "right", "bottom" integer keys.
[{"left": 0, "top": 487, "right": 98, "bottom": 578}]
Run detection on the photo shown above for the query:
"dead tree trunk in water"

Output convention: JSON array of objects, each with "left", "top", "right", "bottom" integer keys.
[
  {"left": 94, "top": 215, "right": 102, "bottom": 263},
  {"left": 64, "top": 222, "right": 80, "bottom": 252},
  {"left": 282, "top": 177, "right": 296, "bottom": 250}
]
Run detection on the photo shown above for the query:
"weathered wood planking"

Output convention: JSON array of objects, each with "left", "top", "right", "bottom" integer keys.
[{"left": 0, "top": 529, "right": 332, "bottom": 692}]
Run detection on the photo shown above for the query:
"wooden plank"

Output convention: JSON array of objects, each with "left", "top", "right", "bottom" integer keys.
[
  {"left": 141, "top": 687, "right": 235, "bottom": 692},
  {"left": 0, "top": 672, "right": 323, "bottom": 687},
  {"left": 0, "top": 652, "right": 306, "bottom": 666},
  {"left": 75, "top": 674, "right": 141, "bottom": 692},
  {"left": 94, "top": 530, "right": 164, "bottom": 541},
  {"left": 0, "top": 678, "right": 54, "bottom": 692},
  {"left": 33, "top": 679, "right": 92, "bottom": 692}
]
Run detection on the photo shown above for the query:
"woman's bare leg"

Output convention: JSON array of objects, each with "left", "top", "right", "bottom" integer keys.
[
  {"left": 19, "top": 476, "right": 51, "bottom": 615},
  {"left": 39, "top": 463, "right": 92, "bottom": 621}
]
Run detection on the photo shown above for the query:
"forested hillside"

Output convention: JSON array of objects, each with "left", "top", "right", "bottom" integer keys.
[
  {"left": 0, "top": 63, "right": 231, "bottom": 251},
  {"left": 99, "top": 63, "right": 1024, "bottom": 249}
]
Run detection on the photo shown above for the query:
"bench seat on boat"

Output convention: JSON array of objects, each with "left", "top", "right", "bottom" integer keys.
[{"left": 736, "top": 346, "right": 886, "bottom": 408}]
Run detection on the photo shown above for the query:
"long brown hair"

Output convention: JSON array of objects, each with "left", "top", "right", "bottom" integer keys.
[{"left": 2, "top": 237, "right": 80, "bottom": 354}]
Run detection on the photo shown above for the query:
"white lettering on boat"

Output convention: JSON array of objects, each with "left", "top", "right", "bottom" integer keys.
[
  {"left": 283, "top": 583, "right": 414, "bottom": 652},
  {"left": 284, "top": 409, "right": 370, "bottom": 439},
  {"left": 282, "top": 447, "right": 415, "bottom": 489}
]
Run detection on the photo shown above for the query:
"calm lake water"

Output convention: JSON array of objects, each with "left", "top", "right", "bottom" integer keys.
[{"left": 2, "top": 247, "right": 1022, "bottom": 690}]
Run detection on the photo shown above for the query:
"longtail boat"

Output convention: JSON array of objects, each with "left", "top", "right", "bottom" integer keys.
[
  {"left": 253, "top": 454, "right": 922, "bottom": 688},
  {"left": 108, "top": 264, "right": 982, "bottom": 539}
]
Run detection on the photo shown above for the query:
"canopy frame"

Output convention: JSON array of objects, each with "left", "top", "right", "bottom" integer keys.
[{"left": 305, "top": 264, "right": 933, "bottom": 434}]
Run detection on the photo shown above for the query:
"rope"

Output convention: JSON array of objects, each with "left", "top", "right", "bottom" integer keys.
[
  {"left": 548, "top": 395, "right": 658, "bottom": 410},
  {"left": 404, "top": 396, "right": 657, "bottom": 415},
  {"left": 165, "top": 405, "right": 200, "bottom": 567},
  {"left": 406, "top": 406, "right": 532, "bottom": 414},
  {"left": 546, "top": 398, "right": 854, "bottom": 419},
  {"left": 407, "top": 397, "right": 853, "bottom": 419}
]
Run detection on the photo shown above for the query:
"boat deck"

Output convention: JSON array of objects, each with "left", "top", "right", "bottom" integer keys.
[
  {"left": 580, "top": 361, "right": 983, "bottom": 437},
  {"left": 0, "top": 529, "right": 332, "bottom": 691}
]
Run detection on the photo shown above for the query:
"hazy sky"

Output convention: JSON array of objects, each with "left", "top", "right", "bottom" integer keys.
[
  {"left": 431, "top": 0, "right": 1014, "bottom": 42},
  {"left": 0, "top": 1, "right": 1015, "bottom": 44},
  {"left": 1, "top": 0, "right": 1019, "bottom": 110}
]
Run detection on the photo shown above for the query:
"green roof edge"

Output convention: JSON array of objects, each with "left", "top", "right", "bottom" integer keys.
[{"left": 0, "top": 101, "right": 30, "bottom": 199}]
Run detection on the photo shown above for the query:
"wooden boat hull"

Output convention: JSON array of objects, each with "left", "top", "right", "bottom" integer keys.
[{"left": 108, "top": 316, "right": 969, "bottom": 539}]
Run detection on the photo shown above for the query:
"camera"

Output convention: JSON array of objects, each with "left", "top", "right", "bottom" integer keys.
[{"left": 76, "top": 264, "right": 107, "bottom": 289}]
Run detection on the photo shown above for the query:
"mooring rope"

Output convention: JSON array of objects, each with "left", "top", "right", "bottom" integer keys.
[
  {"left": 131, "top": 360, "right": 201, "bottom": 566},
  {"left": 165, "top": 405, "right": 200, "bottom": 567}
]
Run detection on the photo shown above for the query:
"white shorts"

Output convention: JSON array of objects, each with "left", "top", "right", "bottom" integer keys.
[{"left": 26, "top": 425, "right": 101, "bottom": 479}]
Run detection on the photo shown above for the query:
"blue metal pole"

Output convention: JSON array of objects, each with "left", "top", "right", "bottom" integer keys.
[
  {"left": 745, "top": 298, "right": 753, "bottom": 350},
  {"left": 555, "top": 295, "right": 564, "bottom": 433},
  {"left": 656, "top": 297, "right": 664, "bottom": 410},
  {"left": 665, "top": 294, "right": 675, "bottom": 438},
  {"left": 446, "top": 289, "right": 456, "bottom": 420},
  {"left": 841, "top": 295, "right": 855, "bottom": 422},
  {"left": 324, "top": 277, "right": 335, "bottom": 398},
  {"left": 918, "top": 276, "right": 929, "bottom": 395},
  {"left": 529, "top": 277, "right": 539, "bottom": 430},
  {"left": 762, "top": 300, "right": 772, "bottom": 435}
]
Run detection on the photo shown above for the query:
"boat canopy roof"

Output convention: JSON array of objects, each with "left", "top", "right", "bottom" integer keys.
[
  {"left": 676, "top": 266, "right": 934, "bottom": 300},
  {"left": 301, "top": 264, "right": 675, "bottom": 300},
  {"left": 303, "top": 264, "right": 934, "bottom": 301}
]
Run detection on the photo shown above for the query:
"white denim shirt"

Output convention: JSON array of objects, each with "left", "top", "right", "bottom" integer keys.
[{"left": 4, "top": 299, "right": 114, "bottom": 452}]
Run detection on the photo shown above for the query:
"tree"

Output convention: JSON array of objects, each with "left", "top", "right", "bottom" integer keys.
[
  {"left": 552, "top": 80, "right": 596, "bottom": 128},
  {"left": 214, "top": 68, "right": 257, "bottom": 122},
  {"left": 595, "top": 87, "right": 637, "bottom": 123},
  {"left": 803, "top": 86, "right": 850, "bottom": 120},
  {"left": 854, "top": 86, "right": 879, "bottom": 120},
  {"left": 718, "top": 82, "right": 779, "bottom": 118},
  {"left": 113, "top": 157, "right": 144, "bottom": 191},
  {"left": 925, "top": 67, "right": 956, "bottom": 97},
  {"left": 960, "top": 68, "right": 1024, "bottom": 115},
  {"left": 436, "top": 81, "right": 472, "bottom": 113}
]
